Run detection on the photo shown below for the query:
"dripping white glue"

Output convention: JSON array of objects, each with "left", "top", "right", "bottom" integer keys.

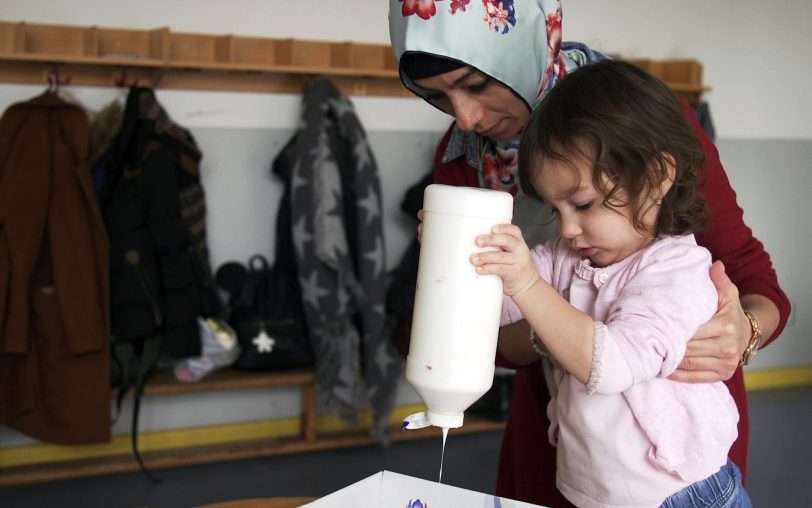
[{"left": 402, "top": 184, "right": 514, "bottom": 438}]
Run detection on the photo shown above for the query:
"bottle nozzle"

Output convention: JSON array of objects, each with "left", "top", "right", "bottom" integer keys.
[
  {"left": 402, "top": 411, "right": 464, "bottom": 430},
  {"left": 427, "top": 411, "right": 464, "bottom": 429}
]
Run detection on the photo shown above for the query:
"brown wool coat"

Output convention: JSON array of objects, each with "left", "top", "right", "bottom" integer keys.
[{"left": 0, "top": 91, "right": 111, "bottom": 444}]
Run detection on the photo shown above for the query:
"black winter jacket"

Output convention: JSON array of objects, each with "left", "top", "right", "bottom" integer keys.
[{"left": 98, "top": 87, "right": 218, "bottom": 359}]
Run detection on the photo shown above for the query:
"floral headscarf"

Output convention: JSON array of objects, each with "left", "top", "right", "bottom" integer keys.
[{"left": 389, "top": 0, "right": 603, "bottom": 192}]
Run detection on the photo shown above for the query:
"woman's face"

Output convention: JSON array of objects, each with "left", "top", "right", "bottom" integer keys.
[{"left": 412, "top": 67, "right": 530, "bottom": 141}]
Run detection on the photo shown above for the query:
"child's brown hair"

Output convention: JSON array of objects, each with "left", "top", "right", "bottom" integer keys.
[{"left": 518, "top": 59, "right": 707, "bottom": 236}]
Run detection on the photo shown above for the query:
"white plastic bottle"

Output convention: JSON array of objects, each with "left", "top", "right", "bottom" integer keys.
[{"left": 404, "top": 184, "right": 514, "bottom": 430}]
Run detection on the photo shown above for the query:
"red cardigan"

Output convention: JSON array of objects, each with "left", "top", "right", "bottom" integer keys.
[{"left": 432, "top": 99, "right": 791, "bottom": 506}]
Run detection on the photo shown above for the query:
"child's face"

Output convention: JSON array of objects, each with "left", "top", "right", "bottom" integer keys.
[{"left": 534, "top": 154, "right": 659, "bottom": 268}]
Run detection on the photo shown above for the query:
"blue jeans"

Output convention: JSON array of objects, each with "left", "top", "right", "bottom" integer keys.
[{"left": 660, "top": 460, "right": 752, "bottom": 508}]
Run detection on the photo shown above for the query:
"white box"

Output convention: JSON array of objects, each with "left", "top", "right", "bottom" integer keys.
[{"left": 304, "top": 470, "right": 545, "bottom": 507}]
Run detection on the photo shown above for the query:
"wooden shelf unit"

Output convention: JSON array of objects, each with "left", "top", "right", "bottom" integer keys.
[
  {"left": 626, "top": 58, "right": 711, "bottom": 105},
  {"left": 0, "top": 21, "right": 410, "bottom": 96},
  {"left": 0, "top": 21, "right": 710, "bottom": 100}
]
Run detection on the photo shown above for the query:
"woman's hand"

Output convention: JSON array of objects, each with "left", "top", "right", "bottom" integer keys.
[
  {"left": 669, "top": 261, "right": 749, "bottom": 383},
  {"left": 470, "top": 224, "right": 539, "bottom": 297}
]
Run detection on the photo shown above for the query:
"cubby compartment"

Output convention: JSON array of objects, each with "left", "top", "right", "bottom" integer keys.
[
  {"left": 658, "top": 59, "right": 707, "bottom": 92},
  {"left": 96, "top": 27, "right": 167, "bottom": 62},
  {"left": 0, "top": 22, "right": 24, "bottom": 54},
  {"left": 330, "top": 42, "right": 352, "bottom": 69},
  {"left": 330, "top": 42, "right": 395, "bottom": 74},
  {"left": 232, "top": 36, "right": 278, "bottom": 67},
  {"left": 21, "top": 22, "right": 96, "bottom": 58},
  {"left": 350, "top": 43, "right": 392, "bottom": 72},
  {"left": 274, "top": 39, "right": 332, "bottom": 69},
  {"left": 627, "top": 58, "right": 710, "bottom": 93},
  {"left": 170, "top": 32, "right": 232, "bottom": 66}
]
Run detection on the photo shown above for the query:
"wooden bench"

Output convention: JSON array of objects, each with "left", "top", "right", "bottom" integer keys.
[
  {"left": 1, "top": 367, "right": 505, "bottom": 486},
  {"left": 138, "top": 367, "right": 318, "bottom": 442}
]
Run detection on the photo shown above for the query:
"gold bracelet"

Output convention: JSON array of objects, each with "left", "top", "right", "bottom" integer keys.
[{"left": 740, "top": 310, "right": 762, "bottom": 366}]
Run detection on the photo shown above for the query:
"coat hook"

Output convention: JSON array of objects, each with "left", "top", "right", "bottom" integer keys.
[
  {"left": 47, "top": 63, "right": 71, "bottom": 91},
  {"left": 150, "top": 68, "right": 167, "bottom": 89},
  {"left": 302, "top": 73, "right": 321, "bottom": 92},
  {"left": 114, "top": 66, "right": 139, "bottom": 88}
]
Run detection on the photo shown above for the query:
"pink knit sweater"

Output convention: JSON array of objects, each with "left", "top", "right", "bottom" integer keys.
[{"left": 501, "top": 234, "right": 739, "bottom": 507}]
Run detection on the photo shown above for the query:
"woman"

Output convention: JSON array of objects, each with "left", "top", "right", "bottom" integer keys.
[{"left": 389, "top": 1, "right": 790, "bottom": 506}]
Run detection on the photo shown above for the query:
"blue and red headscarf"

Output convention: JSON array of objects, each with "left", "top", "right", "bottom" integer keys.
[
  {"left": 389, "top": 0, "right": 602, "bottom": 192},
  {"left": 390, "top": 0, "right": 570, "bottom": 111}
]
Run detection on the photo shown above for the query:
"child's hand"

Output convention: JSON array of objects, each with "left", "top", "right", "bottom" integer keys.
[{"left": 471, "top": 224, "right": 539, "bottom": 297}]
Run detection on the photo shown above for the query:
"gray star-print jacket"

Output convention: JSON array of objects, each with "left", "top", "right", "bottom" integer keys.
[{"left": 284, "top": 78, "right": 402, "bottom": 438}]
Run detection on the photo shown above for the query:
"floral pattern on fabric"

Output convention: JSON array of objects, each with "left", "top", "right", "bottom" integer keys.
[
  {"left": 538, "top": 4, "right": 565, "bottom": 97},
  {"left": 400, "top": 0, "right": 515, "bottom": 32},
  {"left": 400, "top": 0, "right": 443, "bottom": 19},
  {"left": 482, "top": 0, "right": 516, "bottom": 34},
  {"left": 449, "top": 0, "right": 470, "bottom": 14},
  {"left": 392, "top": 0, "right": 606, "bottom": 198},
  {"left": 482, "top": 141, "right": 519, "bottom": 192}
]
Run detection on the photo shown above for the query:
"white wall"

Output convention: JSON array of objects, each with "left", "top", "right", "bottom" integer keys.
[
  {"left": 5, "top": 0, "right": 808, "bottom": 139},
  {"left": 560, "top": 0, "right": 812, "bottom": 370},
  {"left": 565, "top": 0, "right": 812, "bottom": 140},
  {"left": 0, "top": 0, "right": 393, "bottom": 43},
  {"left": 0, "top": 0, "right": 808, "bottom": 372}
]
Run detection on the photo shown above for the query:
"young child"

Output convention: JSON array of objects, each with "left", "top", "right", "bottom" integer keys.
[{"left": 471, "top": 60, "right": 751, "bottom": 507}]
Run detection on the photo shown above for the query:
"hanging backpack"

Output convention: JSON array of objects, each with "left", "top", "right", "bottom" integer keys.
[{"left": 216, "top": 255, "right": 313, "bottom": 370}]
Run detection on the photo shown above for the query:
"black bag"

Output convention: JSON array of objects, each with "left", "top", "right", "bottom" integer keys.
[{"left": 216, "top": 255, "right": 313, "bottom": 370}]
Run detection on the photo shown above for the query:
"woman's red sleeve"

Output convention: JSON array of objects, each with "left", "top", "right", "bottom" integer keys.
[{"left": 683, "top": 97, "right": 791, "bottom": 345}]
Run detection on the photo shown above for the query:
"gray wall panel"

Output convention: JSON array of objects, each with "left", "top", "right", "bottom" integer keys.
[{"left": 716, "top": 138, "right": 812, "bottom": 371}]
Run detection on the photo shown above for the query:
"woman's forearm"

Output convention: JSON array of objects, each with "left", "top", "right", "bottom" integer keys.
[
  {"left": 512, "top": 280, "right": 594, "bottom": 384},
  {"left": 498, "top": 319, "right": 541, "bottom": 366}
]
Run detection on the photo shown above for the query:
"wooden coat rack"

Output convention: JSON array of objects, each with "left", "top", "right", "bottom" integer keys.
[
  {"left": 0, "top": 21, "right": 709, "bottom": 100},
  {"left": 0, "top": 21, "right": 410, "bottom": 97}
]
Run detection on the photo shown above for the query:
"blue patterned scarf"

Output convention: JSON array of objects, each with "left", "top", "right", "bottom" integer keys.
[{"left": 389, "top": 0, "right": 605, "bottom": 192}]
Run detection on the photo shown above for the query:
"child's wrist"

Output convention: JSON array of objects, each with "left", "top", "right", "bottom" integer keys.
[{"left": 509, "top": 274, "right": 540, "bottom": 299}]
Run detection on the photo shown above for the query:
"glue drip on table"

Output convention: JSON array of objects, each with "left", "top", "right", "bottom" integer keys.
[{"left": 402, "top": 412, "right": 451, "bottom": 484}]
